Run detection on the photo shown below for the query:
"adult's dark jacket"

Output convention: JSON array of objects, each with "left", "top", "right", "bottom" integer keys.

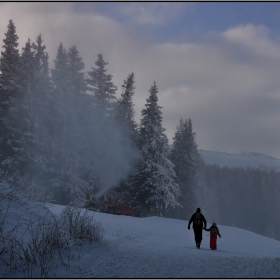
[{"left": 188, "top": 211, "right": 207, "bottom": 229}]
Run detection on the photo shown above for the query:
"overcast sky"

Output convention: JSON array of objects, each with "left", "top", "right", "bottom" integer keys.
[{"left": 1, "top": 2, "right": 280, "bottom": 158}]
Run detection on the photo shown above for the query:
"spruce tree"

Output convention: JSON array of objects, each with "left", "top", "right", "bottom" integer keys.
[
  {"left": 32, "top": 34, "right": 51, "bottom": 94},
  {"left": 170, "top": 118, "right": 202, "bottom": 219},
  {"left": 0, "top": 19, "right": 22, "bottom": 182},
  {"left": 15, "top": 38, "right": 36, "bottom": 175},
  {"left": 132, "top": 81, "right": 180, "bottom": 216},
  {"left": 68, "top": 45, "right": 87, "bottom": 95},
  {"left": 50, "top": 43, "right": 97, "bottom": 205},
  {"left": 48, "top": 43, "right": 72, "bottom": 203},
  {"left": 113, "top": 72, "right": 139, "bottom": 203},
  {"left": 31, "top": 34, "right": 52, "bottom": 137},
  {"left": 7, "top": 34, "right": 53, "bottom": 201},
  {"left": 66, "top": 45, "right": 98, "bottom": 204},
  {"left": 21, "top": 38, "right": 36, "bottom": 87},
  {"left": 116, "top": 72, "right": 138, "bottom": 143},
  {"left": 26, "top": 34, "right": 52, "bottom": 201},
  {"left": 86, "top": 53, "right": 117, "bottom": 119},
  {"left": 51, "top": 43, "right": 69, "bottom": 94},
  {"left": 0, "top": 19, "right": 21, "bottom": 101}
]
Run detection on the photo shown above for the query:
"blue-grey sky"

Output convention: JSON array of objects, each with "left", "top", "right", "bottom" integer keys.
[{"left": 1, "top": 2, "right": 280, "bottom": 158}]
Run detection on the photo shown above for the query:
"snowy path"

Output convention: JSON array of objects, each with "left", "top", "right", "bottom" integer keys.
[{"left": 47, "top": 204, "right": 280, "bottom": 278}]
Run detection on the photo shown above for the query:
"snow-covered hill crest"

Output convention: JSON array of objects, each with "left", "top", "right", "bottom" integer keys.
[{"left": 199, "top": 150, "right": 280, "bottom": 172}]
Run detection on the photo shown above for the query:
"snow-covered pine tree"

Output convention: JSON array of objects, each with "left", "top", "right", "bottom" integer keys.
[
  {"left": 51, "top": 43, "right": 70, "bottom": 94},
  {"left": 32, "top": 34, "right": 51, "bottom": 94},
  {"left": 66, "top": 45, "right": 99, "bottom": 203},
  {"left": 21, "top": 38, "right": 36, "bottom": 87},
  {"left": 22, "top": 34, "right": 53, "bottom": 201},
  {"left": 49, "top": 43, "right": 74, "bottom": 203},
  {"left": 131, "top": 81, "right": 181, "bottom": 216},
  {"left": 10, "top": 38, "right": 37, "bottom": 192},
  {"left": 49, "top": 43, "right": 100, "bottom": 205},
  {"left": 4, "top": 34, "right": 53, "bottom": 201},
  {"left": 68, "top": 45, "right": 87, "bottom": 96},
  {"left": 112, "top": 73, "right": 140, "bottom": 203},
  {"left": 169, "top": 118, "right": 202, "bottom": 219},
  {"left": 31, "top": 34, "right": 52, "bottom": 142},
  {"left": 0, "top": 19, "right": 23, "bottom": 183},
  {"left": 86, "top": 53, "right": 117, "bottom": 119},
  {"left": 115, "top": 72, "right": 138, "bottom": 145}
]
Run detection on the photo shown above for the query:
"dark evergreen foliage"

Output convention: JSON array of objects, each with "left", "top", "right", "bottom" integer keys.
[
  {"left": 86, "top": 53, "right": 117, "bottom": 119},
  {"left": 131, "top": 82, "right": 180, "bottom": 216},
  {"left": 199, "top": 164, "right": 280, "bottom": 241},
  {"left": 115, "top": 72, "right": 138, "bottom": 146},
  {"left": 169, "top": 118, "right": 202, "bottom": 219},
  {"left": 0, "top": 19, "right": 22, "bottom": 182}
]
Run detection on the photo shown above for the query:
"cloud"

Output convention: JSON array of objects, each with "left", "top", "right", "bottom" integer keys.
[
  {"left": 0, "top": 3, "right": 280, "bottom": 158},
  {"left": 115, "top": 2, "right": 187, "bottom": 26},
  {"left": 136, "top": 26, "right": 280, "bottom": 157},
  {"left": 223, "top": 24, "right": 280, "bottom": 59}
]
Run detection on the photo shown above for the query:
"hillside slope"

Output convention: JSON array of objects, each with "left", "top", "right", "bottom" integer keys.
[
  {"left": 49, "top": 204, "right": 280, "bottom": 278},
  {"left": 1, "top": 184, "right": 280, "bottom": 278}
]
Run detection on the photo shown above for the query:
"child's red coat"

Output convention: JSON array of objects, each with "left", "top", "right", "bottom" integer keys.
[{"left": 204, "top": 226, "right": 221, "bottom": 250}]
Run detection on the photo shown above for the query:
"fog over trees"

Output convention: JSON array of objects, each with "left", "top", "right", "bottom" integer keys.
[{"left": 1, "top": 19, "right": 280, "bottom": 241}]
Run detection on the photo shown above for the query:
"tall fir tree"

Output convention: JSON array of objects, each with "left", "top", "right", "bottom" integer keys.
[
  {"left": 25, "top": 34, "right": 52, "bottom": 200},
  {"left": 0, "top": 19, "right": 21, "bottom": 104},
  {"left": 21, "top": 38, "right": 36, "bottom": 89},
  {"left": 116, "top": 72, "right": 138, "bottom": 145},
  {"left": 5, "top": 34, "right": 53, "bottom": 201},
  {"left": 32, "top": 34, "right": 51, "bottom": 94},
  {"left": 0, "top": 19, "right": 22, "bottom": 182},
  {"left": 49, "top": 43, "right": 73, "bottom": 203},
  {"left": 68, "top": 45, "right": 87, "bottom": 96},
  {"left": 66, "top": 45, "right": 98, "bottom": 204},
  {"left": 86, "top": 53, "right": 117, "bottom": 119},
  {"left": 169, "top": 118, "right": 202, "bottom": 219},
  {"left": 51, "top": 43, "right": 69, "bottom": 94},
  {"left": 131, "top": 81, "right": 180, "bottom": 216},
  {"left": 12, "top": 38, "right": 37, "bottom": 187},
  {"left": 31, "top": 34, "right": 52, "bottom": 135},
  {"left": 111, "top": 72, "right": 139, "bottom": 203},
  {"left": 50, "top": 43, "right": 97, "bottom": 205}
]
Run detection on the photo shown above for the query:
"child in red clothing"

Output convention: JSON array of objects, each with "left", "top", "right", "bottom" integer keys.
[{"left": 204, "top": 222, "right": 221, "bottom": 250}]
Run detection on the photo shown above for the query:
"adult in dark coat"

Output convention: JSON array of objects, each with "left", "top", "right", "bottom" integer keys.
[{"left": 188, "top": 208, "right": 207, "bottom": 249}]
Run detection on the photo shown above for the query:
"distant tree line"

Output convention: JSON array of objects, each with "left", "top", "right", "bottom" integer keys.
[{"left": 198, "top": 164, "right": 280, "bottom": 241}]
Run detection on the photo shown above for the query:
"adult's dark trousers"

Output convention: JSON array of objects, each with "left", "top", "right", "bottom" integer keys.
[{"left": 193, "top": 225, "right": 203, "bottom": 245}]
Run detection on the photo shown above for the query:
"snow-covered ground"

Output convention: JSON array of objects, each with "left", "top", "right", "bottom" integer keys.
[
  {"left": 199, "top": 150, "right": 280, "bottom": 172},
  {"left": 49, "top": 206, "right": 280, "bottom": 278},
  {"left": 1, "top": 189, "right": 280, "bottom": 278}
]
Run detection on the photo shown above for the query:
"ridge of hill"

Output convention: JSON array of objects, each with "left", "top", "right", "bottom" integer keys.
[{"left": 199, "top": 150, "right": 280, "bottom": 172}]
